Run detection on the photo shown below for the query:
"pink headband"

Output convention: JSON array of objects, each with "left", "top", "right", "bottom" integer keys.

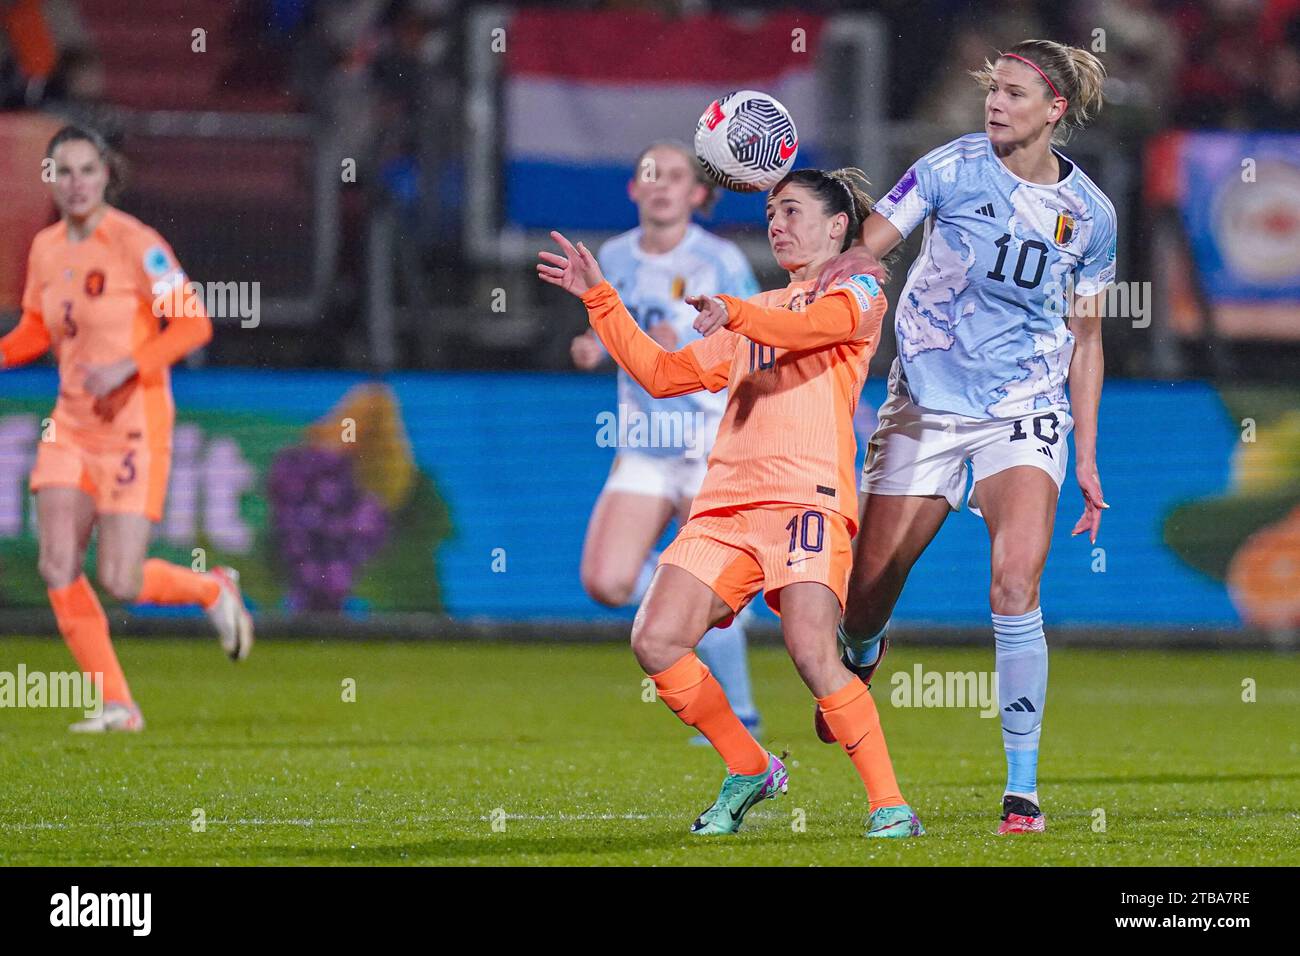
[{"left": 1000, "top": 52, "right": 1064, "bottom": 101}]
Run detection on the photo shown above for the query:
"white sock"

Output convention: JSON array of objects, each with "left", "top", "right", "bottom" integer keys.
[{"left": 995, "top": 607, "right": 1047, "bottom": 798}]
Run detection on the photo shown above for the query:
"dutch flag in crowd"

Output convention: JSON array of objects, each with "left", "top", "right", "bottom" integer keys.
[{"left": 502, "top": 10, "right": 827, "bottom": 233}]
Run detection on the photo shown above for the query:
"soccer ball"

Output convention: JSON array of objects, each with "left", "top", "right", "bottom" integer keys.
[{"left": 694, "top": 90, "right": 799, "bottom": 193}]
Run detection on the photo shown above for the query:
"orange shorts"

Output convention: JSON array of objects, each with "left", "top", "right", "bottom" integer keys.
[
  {"left": 660, "top": 503, "right": 854, "bottom": 620},
  {"left": 29, "top": 425, "right": 171, "bottom": 523}
]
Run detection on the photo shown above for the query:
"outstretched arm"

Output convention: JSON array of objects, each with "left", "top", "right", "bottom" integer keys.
[
  {"left": 580, "top": 281, "right": 718, "bottom": 398},
  {"left": 537, "top": 230, "right": 727, "bottom": 397},
  {"left": 691, "top": 279, "right": 886, "bottom": 352}
]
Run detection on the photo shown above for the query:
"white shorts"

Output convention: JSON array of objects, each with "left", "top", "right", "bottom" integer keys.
[
  {"left": 603, "top": 450, "right": 708, "bottom": 504},
  {"left": 860, "top": 393, "right": 1073, "bottom": 516}
]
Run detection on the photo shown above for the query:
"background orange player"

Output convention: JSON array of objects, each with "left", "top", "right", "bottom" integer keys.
[
  {"left": 0, "top": 125, "right": 254, "bottom": 733},
  {"left": 536, "top": 168, "right": 924, "bottom": 839}
]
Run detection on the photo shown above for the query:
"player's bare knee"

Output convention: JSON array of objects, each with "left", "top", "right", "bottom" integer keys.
[
  {"left": 582, "top": 570, "right": 635, "bottom": 608},
  {"left": 989, "top": 571, "right": 1039, "bottom": 616},
  {"left": 629, "top": 613, "right": 680, "bottom": 671},
  {"left": 37, "top": 553, "right": 80, "bottom": 590},
  {"left": 98, "top": 565, "right": 142, "bottom": 604}
]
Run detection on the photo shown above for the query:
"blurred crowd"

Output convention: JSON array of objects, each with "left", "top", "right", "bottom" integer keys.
[
  {"left": 0, "top": 0, "right": 1295, "bottom": 371},
  {"left": 871, "top": 0, "right": 1300, "bottom": 134},
  {"left": 2, "top": 0, "right": 1294, "bottom": 265},
  {"left": 3, "top": 0, "right": 1295, "bottom": 222},
  {"left": 4, "top": 0, "right": 1297, "bottom": 130}
]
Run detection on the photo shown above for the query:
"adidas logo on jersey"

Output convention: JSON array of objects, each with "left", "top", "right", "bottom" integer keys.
[
  {"left": 975, "top": 203, "right": 995, "bottom": 217},
  {"left": 1004, "top": 696, "right": 1036, "bottom": 713}
]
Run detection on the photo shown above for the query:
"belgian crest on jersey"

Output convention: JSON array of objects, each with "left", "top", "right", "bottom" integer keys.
[
  {"left": 1053, "top": 213, "right": 1075, "bottom": 246},
  {"left": 671, "top": 275, "right": 686, "bottom": 299}
]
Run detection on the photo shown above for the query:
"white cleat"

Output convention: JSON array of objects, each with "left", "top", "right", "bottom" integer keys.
[
  {"left": 207, "top": 566, "right": 254, "bottom": 661},
  {"left": 69, "top": 701, "right": 145, "bottom": 733}
]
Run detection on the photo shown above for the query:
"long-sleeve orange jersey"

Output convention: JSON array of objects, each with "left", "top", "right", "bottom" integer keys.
[
  {"left": 1, "top": 207, "right": 211, "bottom": 441},
  {"left": 581, "top": 272, "right": 886, "bottom": 533}
]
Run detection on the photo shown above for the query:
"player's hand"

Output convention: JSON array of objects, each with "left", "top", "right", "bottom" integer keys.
[
  {"left": 1070, "top": 462, "right": 1108, "bottom": 545},
  {"left": 686, "top": 294, "right": 729, "bottom": 337},
  {"left": 92, "top": 377, "right": 139, "bottom": 423},
  {"left": 80, "top": 358, "right": 138, "bottom": 399},
  {"left": 537, "top": 231, "right": 605, "bottom": 297},
  {"left": 814, "top": 246, "right": 887, "bottom": 293},
  {"left": 570, "top": 331, "right": 604, "bottom": 369},
  {"left": 647, "top": 322, "right": 678, "bottom": 350}
]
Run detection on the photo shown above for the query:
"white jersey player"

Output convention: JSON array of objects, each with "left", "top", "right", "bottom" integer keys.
[
  {"left": 816, "top": 40, "right": 1116, "bottom": 833},
  {"left": 570, "top": 141, "right": 762, "bottom": 735}
]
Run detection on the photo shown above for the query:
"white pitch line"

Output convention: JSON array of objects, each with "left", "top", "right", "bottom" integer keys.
[
  {"left": 484, "top": 813, "right": 656, "bottom": 821},
  {"left": 0, "top": 812, "right": 667, "bottom": 831}
]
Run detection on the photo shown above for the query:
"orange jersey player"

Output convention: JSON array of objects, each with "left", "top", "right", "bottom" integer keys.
[
  {"left": 0, "top": 125, "right": 254, "bottom": 733},
  {"left": 537, "top": 167, "right": 924, "bottom": 839},
  {"left": 15, "top": 188, "right": 203, "bottom": 521},
  {"left": 587, "top": 266, "right": 875, "bottom": 615}
]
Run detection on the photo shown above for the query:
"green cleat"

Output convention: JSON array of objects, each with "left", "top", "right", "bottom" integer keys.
[
  {"left": 689, "top": 752, "right": 788, "bottom": 836},
  {"left": 865, "top": 804, "right": 925, "bottom": 838}
]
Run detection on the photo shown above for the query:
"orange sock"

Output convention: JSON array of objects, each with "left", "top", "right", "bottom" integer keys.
[
  {"left": 48, "top": 576, "right": 131, "bottom": 706},
  {"left": 818, "top": 678, "right": 905, "bottom": 810},
  {"left": 652, "top": 653, "right": 768, "bottom": 776},
  {"left": 136, "top": 558, "right": 221, "bottom": 609}
]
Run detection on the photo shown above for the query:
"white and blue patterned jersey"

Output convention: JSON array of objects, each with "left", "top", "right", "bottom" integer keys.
[
  {"left": 597, "top": 223, "right": 760, "bottom": 457},
  {"left": 874, "top": 133, "right": 1117, "bottom": 419}
]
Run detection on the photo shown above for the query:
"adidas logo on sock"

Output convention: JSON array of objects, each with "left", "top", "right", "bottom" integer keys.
[
  {"left": 1004, "top": 696, "right": 1036, "bottom": 713},
  {"left": 976, "top": 202, "right": 995, "bottom": 217}
]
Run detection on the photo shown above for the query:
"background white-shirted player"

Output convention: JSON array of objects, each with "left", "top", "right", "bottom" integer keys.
[{"left": 570, "top": 141, "right": 763, "bottom": 738}]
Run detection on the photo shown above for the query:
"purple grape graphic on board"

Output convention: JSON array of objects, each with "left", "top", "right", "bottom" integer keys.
[
  {"left": 265, "top": 383, "right": 446, "bottom": 613},
  {"left": 267, "top": 445, "right": 389, "bottom": 610}
]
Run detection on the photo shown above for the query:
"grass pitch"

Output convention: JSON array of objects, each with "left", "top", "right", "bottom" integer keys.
[{"left": 1, "top": 636, "right": 1296, "bottom": 866}]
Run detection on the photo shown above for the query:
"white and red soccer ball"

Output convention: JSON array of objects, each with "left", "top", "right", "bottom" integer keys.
[{"left": 694, "top": 90, "right": 799, "bottom": 193}]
